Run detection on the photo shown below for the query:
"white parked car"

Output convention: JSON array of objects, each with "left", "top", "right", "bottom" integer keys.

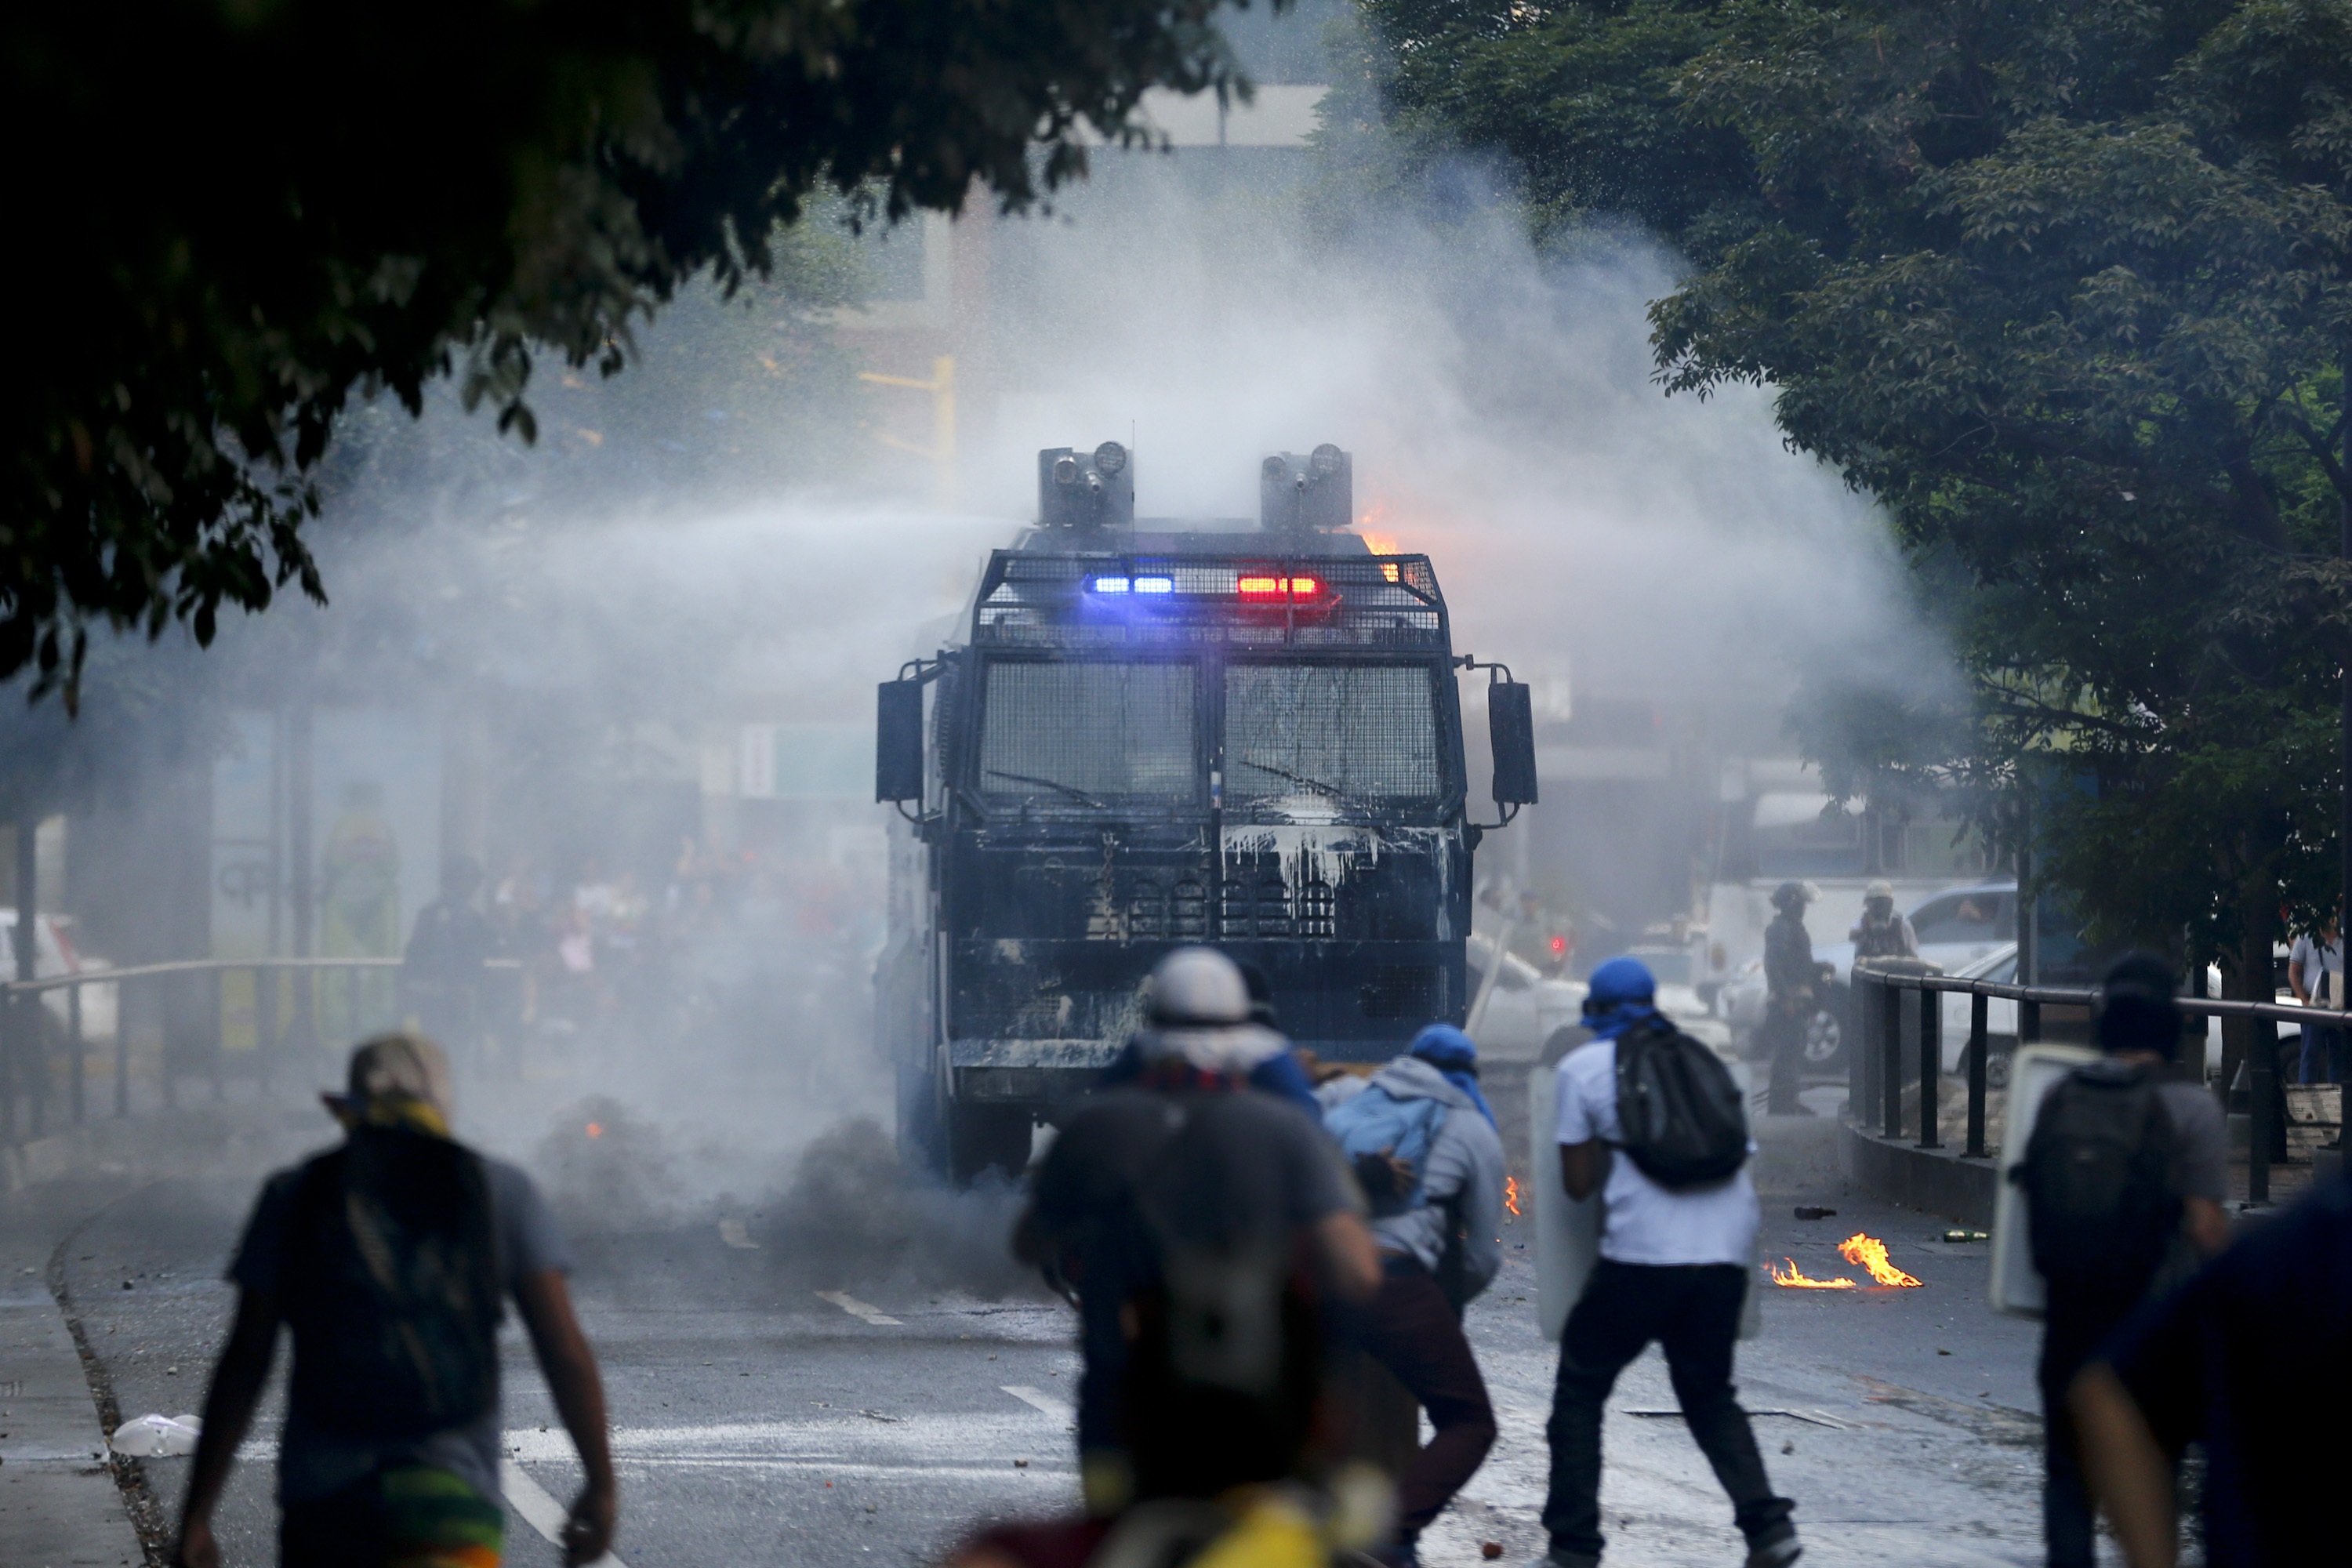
[
  {"left": 1467, "top": 933, "right": 1734, "bottom": 1063},
  {"left": 1466, "top": 931, "right": 1584, "bottom": 1063},
  {"left": 1722, "top": 880, "right": 2017, "bottom": 1070}
]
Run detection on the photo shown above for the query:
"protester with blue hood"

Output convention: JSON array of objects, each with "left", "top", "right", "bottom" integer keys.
[
  {"left": 1532, "top": 955, "right": 1798, "bottom": 1568},
  {"left": 1579, "top": 954, "right": 1662, "bottom": 1041},
  {"left": 1319, "top": 1021, "right": 1505, "bottom": 1567}
]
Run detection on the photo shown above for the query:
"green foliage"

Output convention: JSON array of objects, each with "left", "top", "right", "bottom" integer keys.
[
  {"left": 1362, "top": 0, "right": 1758, "bottom": 244},
  {"left": 8, "top": 0, "right": 1259, "bottom": 704},
  {"left": 1365, "top": 0, "right": 2352, "bottom": 965}
]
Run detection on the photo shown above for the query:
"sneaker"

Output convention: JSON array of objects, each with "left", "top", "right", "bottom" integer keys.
[{"left": 1744, "top": 1534, "right": 1802, "bottom": 1568}]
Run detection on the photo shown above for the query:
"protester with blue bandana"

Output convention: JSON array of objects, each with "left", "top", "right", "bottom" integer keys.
[
  {"left": 1318, "top": 1021, "right": 1506, "bottom": 1567},
  {"left": 1530, "top": 956, "right": 1799, "bottom": 1568}
]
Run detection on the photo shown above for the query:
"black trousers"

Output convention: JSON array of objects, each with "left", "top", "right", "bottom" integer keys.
[
  {"left": 1542, "top": 1260, "right": 1794, "bottom": 1558},
  {"left": 1362, "top": 1256, "right": 1497, "bottom": 1538},
  {"left": 2038, "top": 1305, "right": 2129, "bottom": 1568},
  {"left": 1761, "top": 996, "right": 1806, "bottom": 1113}
]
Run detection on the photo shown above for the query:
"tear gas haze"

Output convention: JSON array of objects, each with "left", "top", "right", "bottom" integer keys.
[{"left": 39, "top": 112, "right": 1947, "bottom": 1288}]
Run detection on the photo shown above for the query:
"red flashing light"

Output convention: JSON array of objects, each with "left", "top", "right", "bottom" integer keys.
[
  {"left": 1237, "top": 575, "right": 1321, "bottom": 597},
  {"left": 1550, "top": 935, "right": 1567, "bottom": 956}
]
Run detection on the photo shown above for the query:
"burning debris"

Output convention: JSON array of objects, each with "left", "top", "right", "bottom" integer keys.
[
  {"left": 1767, "top": 1232, "right": 1925, "bottom": 1290},
  {"left": 1838, "top": 1232, "right": 1923, "bottom": 1288},
  {"left": 1504, "top": 1176, "right": 1521, "bottom": 1218},
  {"left": 1768, "top": 1258, "right": 1856, "bottom": 1290}
]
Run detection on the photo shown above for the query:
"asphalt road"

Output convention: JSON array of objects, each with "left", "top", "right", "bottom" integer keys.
[{"left": 34, "top": 1103, "right": 2063, "bottom": 1568}]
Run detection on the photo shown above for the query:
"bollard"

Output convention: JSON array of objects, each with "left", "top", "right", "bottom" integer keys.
[
  {"left": 114, "top": 979, "right": 129, "bottom": 1119},
  {"left": 1918, "top": 982, "right": 1941, "bottom": 1149},
  {"left": 1882, "top": 978, "right": 1903, "bottom": 1138},
  {"left": 2249, "top": 1013, "right": 2275, "bottom": 1204},
  {"left": 1849, "top": 968, "right": 1871, "bottom": 1117},
  {"left": 68, "top": 982, "right": 83, "bottom": 1127},
  {"left": 1965, "top": 991, "right": 1989, "bottom": 1157},
  {"left": 27, "top": 995, "right": 44, "bottom": 1142}
]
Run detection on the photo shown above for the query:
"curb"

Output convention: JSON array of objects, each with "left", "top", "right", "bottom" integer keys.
[{"left": 1838, "top": 1118, "right": 1998, "bottom": 1226}]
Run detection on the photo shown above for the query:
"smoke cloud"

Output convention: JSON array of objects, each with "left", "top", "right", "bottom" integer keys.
[{"left": 52, "top": 82, "right": 1945, "bottom": 1285}]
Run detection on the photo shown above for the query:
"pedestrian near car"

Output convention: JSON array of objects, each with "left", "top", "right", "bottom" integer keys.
[
  {"left": 1530, "top": 956, "right": 1799, "bottom": 1568},
  {"left": 1013, "top": 946, "right": 1382, "bottom": 1517},
  {"left": 173, "top": 1033, "right": 615, "bottom": 1568},
  {"left": 1320, "top": 1023, "right": 1504, "bottom": 1566},
  {"left": 2014, "top": 952, "right": 2230, "bottom": 1568},
  {"left": 1849, "top": 880, "right": 1918, "bottom": 961},
  {"left": 1760, "top": 880, "right": 1817, "bottom": 1115}
]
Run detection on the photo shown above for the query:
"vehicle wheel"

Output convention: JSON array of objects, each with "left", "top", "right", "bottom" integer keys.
[
  {"left": 948, "top": 1102, "right": 1034, "bottom": 1185},
  {"left": 1800, "top": 1002, "right": 1846, "bottom": 1070}
]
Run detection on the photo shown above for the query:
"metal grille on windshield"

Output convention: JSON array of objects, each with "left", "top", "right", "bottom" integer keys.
[
  {"left": 978, "top": 661, "right": 1200, "bottom": 805},
  {"left": 1225, "top": 663, "right": 1441, "bottom": 805}
]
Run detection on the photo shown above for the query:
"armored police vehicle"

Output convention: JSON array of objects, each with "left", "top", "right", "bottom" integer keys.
[{"left": 876, "top": 442, "right": 1537, "bottom": 1178}]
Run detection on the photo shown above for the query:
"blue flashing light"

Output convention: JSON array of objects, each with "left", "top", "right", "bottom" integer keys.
[
  {"left": 1134, "top": 575, "right": 1175, "bottom": 594},
  {"left": 1091, "top": 575, "right": 1131, "bottom": 593}
]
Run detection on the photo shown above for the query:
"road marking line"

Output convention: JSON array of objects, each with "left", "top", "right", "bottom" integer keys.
[
  {"left": 1001, "top": 1385, "right": 1073, "bottom": 1421},
  {"left": 718, "top": 1219, "right": 760, "bottom": 1250},
  {"left": 501, "top": 1457, "right": 627, "bottom": 1567},
  {"left": 816, "top": 1290, "right": 902, "bottom": 1326}
]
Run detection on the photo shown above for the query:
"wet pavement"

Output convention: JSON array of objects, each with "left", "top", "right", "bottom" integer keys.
[{"left": 18, "top": 1113, "right": 2071, "bottom": 1568}]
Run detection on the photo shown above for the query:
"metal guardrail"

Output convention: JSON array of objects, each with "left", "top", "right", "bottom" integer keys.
[
  {"left": 1852, "top": 961, "right": 2337, "bottom": 1205},
  {"left": 0, "top": 956, "right": 521, "bottom": 1142}
]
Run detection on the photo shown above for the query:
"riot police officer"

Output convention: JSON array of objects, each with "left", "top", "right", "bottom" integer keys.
[
  {"left": 1849, "top": 880, "right": 1918, "bottom": 962},
  {"left": 1762, "top": 880, "right": 1817, "bottom": 1115}
]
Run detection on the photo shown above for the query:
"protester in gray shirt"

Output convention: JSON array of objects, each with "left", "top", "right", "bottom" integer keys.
[
  {"left": 2023, "top": 954, "right": 2229, "bottom": 1568},
  {"left": 173, "top": 1034, "right": 617, "bottom": 1568}
]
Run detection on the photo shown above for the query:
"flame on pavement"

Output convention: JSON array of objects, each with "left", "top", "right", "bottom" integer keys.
[
  {"left": 585, "top": 1122, "right": 604, "bottom": 1139},
  {"left": 1504, "top": 1176, "right": 1521, "bottom": 1218},
  {"left": 1838, "top": 1232, "right": 1922, "bottom": 1287},
  {"left": 1768, "top": 1257, "right": 1855, "bottom": 1289}
]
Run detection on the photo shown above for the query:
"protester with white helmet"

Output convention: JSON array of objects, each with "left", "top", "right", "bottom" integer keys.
[{"left": 1014, "top": 946, "right": 1381, "bottom": 1516}]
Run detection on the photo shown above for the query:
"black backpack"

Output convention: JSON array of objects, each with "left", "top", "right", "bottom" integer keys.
[
  {"left": 285, "top": 1127, "right": 503, "bottom": 1440},
  {"left": 1613, "top": 1016, "right": 1751, "bottom": 1188},
  {"left": 1056, "top": 1091, "right": 1323, "bottom": 1500},
  {"left": 2018, "top": 1062, "right": 2183, "bottom": 1298}
]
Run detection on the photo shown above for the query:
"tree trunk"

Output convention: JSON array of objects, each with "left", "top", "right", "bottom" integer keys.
[{"left": 2238, "top": 868, "right": 2286, "bottom": 1183}]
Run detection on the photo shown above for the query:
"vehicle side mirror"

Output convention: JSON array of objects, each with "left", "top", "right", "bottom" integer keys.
[
  {"left": 877, "top": 680, "right": 925, "bottom": 803},
  {"left": 1488, "top": 680, "right": 1538, "bottom": 806}
]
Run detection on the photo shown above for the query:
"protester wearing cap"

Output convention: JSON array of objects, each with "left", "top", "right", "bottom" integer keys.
[
  {"left": 1318, "top": 1022, "right": 1505, "bottom": 1566},
  {"left": 1849, "top": 880, "right": 1918, "bottom": 961},
  {"left": 174, "top": 1033, "right": 616, "bottom": 1568},
  {"left": 1530, "top": 956, "right": 1798, "bottom": 1568}
]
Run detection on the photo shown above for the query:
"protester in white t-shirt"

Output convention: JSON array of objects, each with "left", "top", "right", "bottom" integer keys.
[
  {"left": 1529, "top": 956, "right": 1798, "bottom": 1568},
  {"left": 2289, "top": 919, "right": 2345, "bottom": 1084}
]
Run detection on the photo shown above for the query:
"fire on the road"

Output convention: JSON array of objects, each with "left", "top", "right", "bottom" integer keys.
[
  {"left": 1767, "top": 1232, "right": 1925, "bottom": 1290},
  {"left": 1768, "top": 1258, "right": 1856, "bottom": 1289},
  {"left": 1504, "top": 1176, "right": 1521, "bottom": 1218},
  {"left": 1838, "top": 1232, "right": 1923, "bottom": 1287}
]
